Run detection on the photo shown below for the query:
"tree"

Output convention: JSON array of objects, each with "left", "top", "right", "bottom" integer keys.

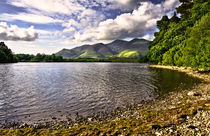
[
  {"left": 170, "top": 12, "right": 180, "bottom": 23},
  {"left": 176, "top": 0, "right": 193, "bottom": 19},
  {"left": 0, "top": 42, "right": 17, "bottom": 63},
  {"left": 147, "top": 0, "right": 210, "bottom": 69},
  {"left": 157, "top": 16, "right": 170, "bottom": 30}
]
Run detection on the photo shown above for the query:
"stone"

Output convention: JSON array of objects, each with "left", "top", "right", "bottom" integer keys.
[
  {"left": 180, "top": 115, "right": 189, "bottom": 119},
  {"left": 88, "top": 118, "right": 92, "bottom": 122},
  {"left": 155, "top": 132, "right": 162, "bottom": 136},
  {"left": 138, "top": 104, "right": 143, "bottom": 107},
  {"left": 187, "top": 91, "right": 194, "bottom": 96},
  {"left": 152, "top": 125, "right": 161, "bottom": 130},
  {"left": 188, "top": 125, "right": 197, "bottom": 129},
  {"left": 193, "top": 93, "right": 202, "bottom": 96},
  {"left": 19, "top": 123, "right": 28, "bottom": 128}
]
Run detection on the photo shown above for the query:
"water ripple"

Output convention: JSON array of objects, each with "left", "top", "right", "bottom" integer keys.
[{"left": 0, "top": 63, "right": 201, "bottom": 124}]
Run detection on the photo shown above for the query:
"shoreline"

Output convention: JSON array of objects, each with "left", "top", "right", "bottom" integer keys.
[
  {"left": 149, "top": 65, "right": 210, "bottom": 81},
  {"left": 0, "top": 65, "right": 209, "bottom": 135}
]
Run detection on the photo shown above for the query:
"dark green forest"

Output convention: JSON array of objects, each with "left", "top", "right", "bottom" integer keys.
[
  {"left": 15, "top": 53, "right": 63, "bottom": 62},
  {"left": 15, "top": 53, "right": 142, "bottom": 63},
  {"left": 0, "top": 42, "right": 17, "bottom": 63},
  {"left": 147, "top": 0, "right": 210, "bottom": 69}
]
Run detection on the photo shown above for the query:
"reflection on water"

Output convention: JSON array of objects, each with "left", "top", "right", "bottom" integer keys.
[
  {"left": 0, "top": 63, "right": 201, "bottom": 124},
  {"left": 148, "top": 68, "right": 202, "bottom": 95}
]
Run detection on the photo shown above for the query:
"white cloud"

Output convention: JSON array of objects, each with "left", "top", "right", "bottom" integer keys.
[
  {"left": 72, "top": 0, "right": 180, "bottom": 42},
  {"left": 164, "top": 0, "right": 180, "bottom": 10},
  {"left": 63, "top": 27, "right": 75, "bottom": 33},
  {"left": 107, "top": 0, "right": 142, "bottom": 10},
  {"left": 79, "top": 9, "right": 97, "bottom": 19},
  {"left": 8, "top": 0, "right": 85, "bottom": 15},
  {"left": 0, "top": 13, "right": 62, "bottom": 24},
  {"left": 0, "top": 22, "right": 38, "bottom": 41},
  {"left": 61, "top": 9, "right": 105, "bottom": 36},
  {"left": 35, "top": 29, "right": 52, "bottom": 35},
  {"left": 62, "top": 19, "right": 80, "bottom": 28}
]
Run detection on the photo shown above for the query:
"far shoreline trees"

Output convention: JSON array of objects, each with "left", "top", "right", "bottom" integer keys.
[
  {"left": 0, "top": 42, "right": 17, "bottom": 63},
  {"left": 14, "top": 53, "right": 146, "bottom": 63},
  {"left": 15, "top": 53, "right": 63, "bottom": 62}
]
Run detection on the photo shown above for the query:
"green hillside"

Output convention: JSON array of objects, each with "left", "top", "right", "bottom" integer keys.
[
  {"left": 147, "top": 0, "right": 210, "bottom": 69},
  {"left": 79, "top": 51, "right": 99, "bottom": 58},
  {"left": 117, "top": 50, "right": 139, "bottom": 58},
  {"left": 56, "top": 39, "right": 149, "bottom": 59}
]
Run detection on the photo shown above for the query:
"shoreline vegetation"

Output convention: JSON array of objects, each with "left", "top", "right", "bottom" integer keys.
[
  {"left": 0, "top": 65, "right": 209, "bottom": 136},
  {"left": 14, "top": 53, "right": 147, "bottom": 63}
]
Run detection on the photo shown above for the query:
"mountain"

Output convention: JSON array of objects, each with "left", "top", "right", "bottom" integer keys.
[{"left": 56, "top": 39, "right": 149, "bottom": 59}]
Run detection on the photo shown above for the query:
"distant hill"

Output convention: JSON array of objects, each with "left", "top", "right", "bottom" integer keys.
[{"left": 56, "top": 39, "right": 149, "bottom": 59}]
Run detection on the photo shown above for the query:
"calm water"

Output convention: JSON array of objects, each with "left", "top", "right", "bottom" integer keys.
[{"left": 0, "top": 63, "right": 201, "bottom": 124}]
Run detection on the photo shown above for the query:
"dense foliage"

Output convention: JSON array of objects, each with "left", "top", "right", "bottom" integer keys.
[
  {"left": 15, "top": 53, "right": 63, "bottom": 62},
  {"left": 15, "top": 53, "right": 144, "bottom": 63},
  {"left": 64, "top": 58, "right": 144, "bottom": 63},
  {"left": 0, "top": 42, "right": 17, "bottom": 63},
  {"left": 147, "top": 0, "right": 210, "bottom": 69}
]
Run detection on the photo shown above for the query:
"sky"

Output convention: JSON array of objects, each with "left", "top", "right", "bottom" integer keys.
[{"left": 0, "top": 0, "right": 180, "bottom": 54}]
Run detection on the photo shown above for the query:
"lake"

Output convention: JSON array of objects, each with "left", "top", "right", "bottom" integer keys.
[{"left": 0, "top": 63, "right": 201, "bottom": 124}]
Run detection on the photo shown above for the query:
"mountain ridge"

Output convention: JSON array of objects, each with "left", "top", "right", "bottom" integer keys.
[{"left": 56, "top": 38, "right": 150, "bottom": 59}]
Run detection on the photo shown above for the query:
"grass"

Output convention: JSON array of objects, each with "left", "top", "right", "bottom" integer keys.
[
  {"left": 79, "top": 51, "right": 99, "bottom": 58},
  {"left": 117, "top": 50, "right": 139, "bottom": 58}
]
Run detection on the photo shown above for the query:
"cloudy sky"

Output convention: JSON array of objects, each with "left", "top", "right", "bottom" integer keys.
[{"left": 0, "top": 0, "right": 180, "bottom": 54}]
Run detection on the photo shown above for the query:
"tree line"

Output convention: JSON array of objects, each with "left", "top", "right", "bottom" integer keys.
[
  {"left": 15, "top": 54, "right": 144, "bottom": 63},
  {"left": 147, "top": 0, "right": 210, "bottom": 69},
  {"left": 0, "top": 42, "right": 18, "bottom": 63},
  {"left": 15, "top": 53, "right": 63, "bottom": 62}
]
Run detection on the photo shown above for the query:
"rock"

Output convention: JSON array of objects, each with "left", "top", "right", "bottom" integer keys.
[
  {"left": 138, "top": 104, "right": 143, "bottom": 107},
  {"left": 180, "top": 115, "right": 189, "bottom": 119},
  {"left": 188, "top": 125, "right": 197, "bottom": 129},
  {"left": 193, "top": 93, "right": 202, "bottom": 96},
  {"left": 193, "top": 110, "right": 198, "bottom": 116},
  {"left": 168, "top": 106, "right": 176, "bottom": 109},
  {"left": 19, "top": 123, "right": 28, "bottom": 128},
  {"left": 155, "top": 132, "right": 162, "bottom": 136},
  {"left": 204, "top": 103, "right": 210, "bottom": 107},
  {"left": 152, "top": 125, "right": 161, "bottom": 130},
  {"left": 88, "top": 118, "right": 92, "bottom": 122},
  {"left": 187, "top": 91, "right": 194, "bottom": 96}
]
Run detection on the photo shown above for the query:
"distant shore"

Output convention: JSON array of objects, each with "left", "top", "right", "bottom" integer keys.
[
  {"left": 15, "top": 58, "right": 145, "bottom": 63},
  {"left": 0, "top": 65, "right": 209, "bottom": 136}
]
